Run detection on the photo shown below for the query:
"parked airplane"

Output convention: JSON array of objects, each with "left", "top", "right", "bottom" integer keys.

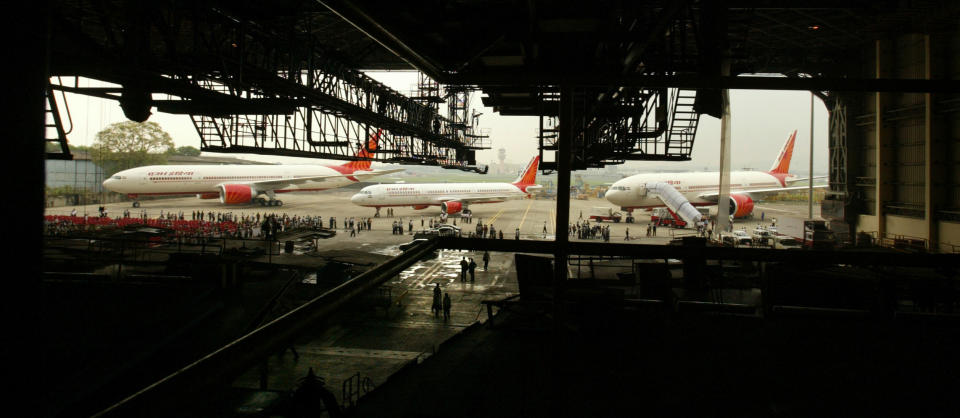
[
  {"left": 604, "top": 130, "right": 825, "bottom": 220},
  {"left": 103, "top": 130, "right": 403, "bottom": 207},
  {"left": 350, "top": 156, "right": 542, "bottom": 216}
]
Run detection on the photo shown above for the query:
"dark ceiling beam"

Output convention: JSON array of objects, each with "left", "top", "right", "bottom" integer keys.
[
  {"left": 622, "top": 0, "right": 688, "bottom": 75},
  {"left": 316, "top": 0, "right": 441, "bottom": 79},
  {"left": 461, "top": 74, "right": 960, "bottom": 93},
  {"left": 791, "top": 9, "right": 866, "bottom": 42},
  {"left": 49, "top": 84, "right": 302, "bottom": 116}
]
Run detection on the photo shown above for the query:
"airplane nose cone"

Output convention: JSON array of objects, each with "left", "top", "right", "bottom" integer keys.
[
  {"left": 350, "top": 193, "right": 362, "bottom": 204},
  {"left": 605, "top": 189, "right": 622, "bottom": 205},
  {"left": 102, "top": 178, "right": 116, "bottom": 191}
]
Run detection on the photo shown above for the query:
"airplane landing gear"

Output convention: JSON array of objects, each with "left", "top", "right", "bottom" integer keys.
[
  {"left": 254, "top": 198, "right": 283, "bottom": 207},
  {"left": 132, "top": 201, "right": 141, "bottom": 208},
  {"left": 375, "top": 207, "right": 381, "bottom": 217}
]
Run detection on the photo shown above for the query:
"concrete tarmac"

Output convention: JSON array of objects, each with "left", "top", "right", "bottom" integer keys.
[{"left": 45, "top": 189, "right": 822, "bottom": 250}]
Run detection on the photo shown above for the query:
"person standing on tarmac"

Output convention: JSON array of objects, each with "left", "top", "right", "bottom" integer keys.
[
  {"left": 482, "top": 251, "right": 490, "bottom": 270},
  {"left": 432, "top": 283, "right": 442, "bottom": 317},
  {"left": 468, "top": 258, "right": 477, "bottom": 282},
  {"left": 442, "top": 293, "right": 452, "bottom": 320},
  {"left": 460, "top": 257, "right": 468, "bottom": 282}
]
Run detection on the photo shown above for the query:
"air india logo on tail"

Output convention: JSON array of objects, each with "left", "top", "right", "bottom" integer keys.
[
  {"left": 341, "top": 129, "right": 382, "bottom": 172},
  {"left": 512, "top": 156, "right": 541, "bottom": 192},
  {"left": 768, "top": 130, "right": 797, "bottom": 175},
  {"left": 767, "top": 130, "right": 798, "bottom": 186}
]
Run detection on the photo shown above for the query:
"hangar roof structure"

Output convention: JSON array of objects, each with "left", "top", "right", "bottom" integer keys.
[{"left": 48, "top": 1, "right": 959, "bottom": 170}]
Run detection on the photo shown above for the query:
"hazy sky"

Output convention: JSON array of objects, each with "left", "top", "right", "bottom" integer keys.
[{"left": 57, "top": 72, "right": 830, "bottom": 175}]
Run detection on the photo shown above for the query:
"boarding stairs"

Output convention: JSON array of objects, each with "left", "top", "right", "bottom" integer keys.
[
  {"left": 665, "top": 89, "right": 699, "bottom": 158},
  {"left": 644, "top": 182, "right": 703, "bottom": 225}
]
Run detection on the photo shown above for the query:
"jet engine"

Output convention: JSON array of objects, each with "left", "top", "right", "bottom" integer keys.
[
  {"left": 441, "top": 201, "right": 463, "bottom": 214},
  {"left": 729, "top": 194, "right": 755, "bottom": 218},
  {"left": 196, "top": 192, "right": 220, "bottom": 200},
  {"left": 219, "top": 184, "right": 254, "bottom": 204}
]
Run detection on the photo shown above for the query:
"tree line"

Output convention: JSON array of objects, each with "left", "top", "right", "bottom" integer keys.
[{"left": 48, "top": 121, "right": 200, "bottom": 176}]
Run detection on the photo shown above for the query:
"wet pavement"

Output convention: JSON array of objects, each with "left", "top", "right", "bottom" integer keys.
[{"left": 230, "top": 247, "right": 520, "bottom": 408}]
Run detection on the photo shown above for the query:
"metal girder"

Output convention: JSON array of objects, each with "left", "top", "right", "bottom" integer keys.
[
  {"left": 50, "top": 1, "right": 489, "bottom": 166},
  {"left": 457, "top": 74, "right": 960, "bottom": 93},
  {"left": 316, "top": 0, "right": 444, "bottom": 80},
  {"left": 432, "top": 237, "right": 960, "bottom": 267}
]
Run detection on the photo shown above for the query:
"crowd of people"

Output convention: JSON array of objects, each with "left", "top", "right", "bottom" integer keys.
[
  {"left": 473, "top": 221, "right": 502, "bottom": 239},
  {"left": 50, "top": 206, "right": 730, "bottom": 243},
  {"left": 570, "top": 220, "right": 611, "bottom": 241}
]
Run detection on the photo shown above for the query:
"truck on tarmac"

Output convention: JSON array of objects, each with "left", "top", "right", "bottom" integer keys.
[
  {"left": 803, "top": 220, "right": 836, "bottom": 249},
  {"left": 589, "top": 207, "right": 626, "bottom": 223},
  {"left": 650, "top": 207, "right": 686, "bottom": 228}
]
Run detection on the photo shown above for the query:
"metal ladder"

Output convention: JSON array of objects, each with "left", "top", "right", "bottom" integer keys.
[
  {"left": 45, "top": 86, "right": 73, "bottom": 159},
  {"left": 666, "top": 88, "right": 700, "bottom": 158}
]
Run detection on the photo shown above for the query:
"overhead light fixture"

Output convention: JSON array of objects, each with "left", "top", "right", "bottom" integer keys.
[{"left": 808, "top": 25, "right": 821, "bottom": 30}]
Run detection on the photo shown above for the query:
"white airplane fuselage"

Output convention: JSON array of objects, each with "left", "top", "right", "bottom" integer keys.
[
  {"left": 103, "top": 164, "right": 358, "bottom": 197},
  {"left": 605, "top": 171, "right": 795, "bottom": 209},
  {"left": 351, "top": 183, "right": 527, "bottom": 207}
]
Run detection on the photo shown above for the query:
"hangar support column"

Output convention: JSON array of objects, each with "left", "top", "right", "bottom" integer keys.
[
  {"left": 874, "top": 39, "right": 894, "bottom": 241},
  {"left": 924, "top": 34, "right": 939, "bottom": 251},
  {"left": 555, "top": 86, "right": 572, "bottom": 307}
]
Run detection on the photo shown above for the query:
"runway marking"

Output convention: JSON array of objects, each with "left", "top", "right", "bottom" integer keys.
[
  {"left": 517, "top": 200, "right": 534, "bottom": 231},
  {"left": 549, "top": 208, "right": 556, "bottom": 233},
  {"left": 396, "top": 256, "right": 447, "bottom": 302},
  {"left": 487, "top": 207, "right": 506, "bottom": 225}
]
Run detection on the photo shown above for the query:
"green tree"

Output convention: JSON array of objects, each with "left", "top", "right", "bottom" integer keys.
[
  {"left": 91, "top": 121, "right": 174, "bottom": 175},
  {"left": 167, "top": 145, "right": 201, "bottom": 156}
]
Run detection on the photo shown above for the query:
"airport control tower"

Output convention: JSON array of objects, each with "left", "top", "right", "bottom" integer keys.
[{"left": 497, "top": 147, "right": 506, "bottom": 174}]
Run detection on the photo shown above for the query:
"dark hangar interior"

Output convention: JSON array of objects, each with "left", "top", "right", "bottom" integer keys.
[{"left": 18, "top": 1, "right": 960, "bottom": 417}]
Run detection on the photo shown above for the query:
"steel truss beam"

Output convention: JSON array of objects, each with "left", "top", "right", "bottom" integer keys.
[
  {"left": 450, "top": 74, "right": 960, "bottom": 93},
  {"left": 50, "top": 1, "right": 489, "bottom": 167}
]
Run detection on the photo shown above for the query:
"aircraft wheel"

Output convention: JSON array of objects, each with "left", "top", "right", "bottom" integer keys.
[
  {"left": 260, "top": 199, "right": 268, "bottom": 206},
  {"left": 276, "top": 200, "right": 283, "bottom": 207},
  {"left": 132, "top": 201, "right": 140, "bottom": 208}
]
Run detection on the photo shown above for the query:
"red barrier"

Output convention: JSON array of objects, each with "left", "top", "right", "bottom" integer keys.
[{"left": 45, "top": 216, "right": 240, "bottom": 235}]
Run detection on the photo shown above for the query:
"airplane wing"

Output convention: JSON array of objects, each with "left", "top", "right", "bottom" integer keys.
[
  {"left": 697, "top": 184, "right": 829, "bottom": 201},
  {"left": 235, "top": 168, "right": 406, "bottom": 190},
  {"left": 785, "top": 175, "right": 828, "bottom": 184},
  {"left": 433, "top": 195, "right": 516, "bottom": 204}
]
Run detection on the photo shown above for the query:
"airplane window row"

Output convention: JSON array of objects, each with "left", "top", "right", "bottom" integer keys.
[{"left": 202, "top": 176, "right": 281, "bottom": 180}]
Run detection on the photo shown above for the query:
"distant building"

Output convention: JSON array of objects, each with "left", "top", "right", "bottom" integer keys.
[{"left": 45, "top": 151, "right": 104, "bottom": 192}]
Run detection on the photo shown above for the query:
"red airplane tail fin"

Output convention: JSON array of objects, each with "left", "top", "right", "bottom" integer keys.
[
  {"left": 768, "top": 130, "right": 797, "bottom": 174},
  {"left": 341, "top": 129, "right": 382, "bottom": 171},
  {"left": 511, "top": 156, "right": 540, "bottom": 190}
]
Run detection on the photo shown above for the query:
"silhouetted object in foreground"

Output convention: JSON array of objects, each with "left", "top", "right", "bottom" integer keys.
[{"left": 289, "top": 368, "right": 342, "bottom": 418}]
